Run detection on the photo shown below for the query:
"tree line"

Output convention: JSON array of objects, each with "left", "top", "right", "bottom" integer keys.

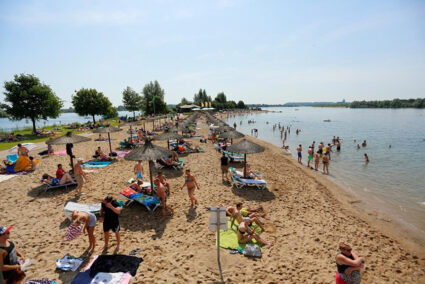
[
  {"left": 350, "top": 98, "right": 425, "bottom": 108},
  {"left": 177, "top": 89, "right": 247, "bottom": 110},
  {"left": 1, "top": 74, "right": 248, "bottom": 133}
]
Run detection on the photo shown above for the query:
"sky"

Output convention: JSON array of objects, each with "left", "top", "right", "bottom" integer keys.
[{"left": 0, "top": 0, "right": 424, "bottom": 107}]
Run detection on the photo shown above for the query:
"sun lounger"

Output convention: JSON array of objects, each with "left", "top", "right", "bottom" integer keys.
[
  {"left": 229, "top": 167, "right": 262, "bottom": 179},
  {"left": 119, "top": 187, "right": 161, "bottom": 212},
  {"left": 157, "top": 158, "right": 185, "bottom": 170},
  {"left": 231, "top": 175, "right": 267, "bottom": 190},
  {"left": 64, "top": 202, "right": 101, "bottom": 220},
  {"left": 224, "top": 151, "right": 245, "bottom": 162},
  {"left": 42, "top": 181, "right": 77, "bottom": 193}
]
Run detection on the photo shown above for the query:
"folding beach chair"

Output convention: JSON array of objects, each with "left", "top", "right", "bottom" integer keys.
[
  {"left": 63, "top": 202, "right": 101, "bottom": 220},
  {"left": 231, "top": 175, "right": 267, "bottom": 190},
  {"left": 118, "top": 187, "right": 161, "bottom": 213}
]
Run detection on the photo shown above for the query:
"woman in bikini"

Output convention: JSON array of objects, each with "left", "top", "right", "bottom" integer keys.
[
  {"left": 71, "top": 211, "right": 97, "bottom": 252},
  {"left": 322, "top": 154, "right": 329, "bottom": 175},
  {"left": 237, "top": 221, "right": 271, "bottom": 246},
  {"left": 180, "top": 169, "right": 200, "bottom": 208}
]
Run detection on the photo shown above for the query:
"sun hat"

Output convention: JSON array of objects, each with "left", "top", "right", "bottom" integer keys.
[{"left": 0, "top": 226, "right": 12, "bottom": 236}]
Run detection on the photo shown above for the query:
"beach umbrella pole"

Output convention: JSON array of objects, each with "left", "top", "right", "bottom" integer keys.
[
  {"left": 167, "top": 140, "right": 170, "bottom": 150},
  {"left": 244, "top": 154, "right": 247, "bottom": 178},
  {"left": 149, "top": 160, "right": 154, "bottom": 191},
  {"left": 108, "top": 132, "right": 112, "bottom": 155}
]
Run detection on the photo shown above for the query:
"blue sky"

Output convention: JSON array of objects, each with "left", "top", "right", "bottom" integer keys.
[{"left": 0, "top": 0, "right": 424, "bottom": 107}]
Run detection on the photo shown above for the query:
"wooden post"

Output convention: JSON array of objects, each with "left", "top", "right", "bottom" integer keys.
[{"left": 108, "top": 132, "right": 112, "bottom": 155}]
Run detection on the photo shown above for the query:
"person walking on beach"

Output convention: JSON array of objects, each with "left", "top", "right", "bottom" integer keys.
[
  {"left": 364, "top": 153, "right": 369, "bottom": 164},
  {"left": 335, "top": 242, "right": 365, "bottom": 284},
  {"left": 314, "top": 153, "right": 320, "bottom": 171},
  {"left": 307, "top": 146, "right": 313, "bottom": 168},
  {"left": 154, "top": 178, "right": 174, "bottom": 221},
  {"left": 326, "top": 143, "right": 332, "bottom": 160},
  {"left": 100, "top": 196, "right": 122, "bottom": 252},
  {"left": 71, "top": 211, "right": 96, "bottom": 252},
  {"left": 134, "top": 161, "right": 144, "bottom": 181},
  {"left": 0, "top": 226, "right": 26, "bottom": 284},
  {"left": 181, "top": 169, "right": 200, "bottom": 208},
  {"left": 220, "top": 152, "right": 230, "bottom": 182},
  {"left": 322, "top": 154, "right": 329, "bottom": 174},
  {"left": 297, "top": 144, "right": 302, "bottom": 164},
  {"left": 74, "top": 158, "right": 86, "bottom": 195}
]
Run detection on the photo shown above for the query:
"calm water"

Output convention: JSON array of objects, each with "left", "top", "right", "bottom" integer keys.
[
  {"left": 0, "top": 111, "right": 137, "bottom": 132},
  {"left": 226, "top": 107, "right": 425, "bottom": 239}
]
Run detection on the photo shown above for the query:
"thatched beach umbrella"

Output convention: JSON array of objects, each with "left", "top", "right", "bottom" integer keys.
[
  {"left": 219, "top": 130, "right": 245, "bottom": 144},
  {"left": 227, "top": 139, "right": 265, "bottom": 178},
  {"left": 93, "top": 127, "right": 122, "bottom": 155},
  {"left": 124, "top": 139, "right": 172, "bottom": 190},
  {"left": 155, "top": 129, "right": 183, "bottom": 149},
  {"left": 46, "top": 132, "right": 91, "bottom": 168}
]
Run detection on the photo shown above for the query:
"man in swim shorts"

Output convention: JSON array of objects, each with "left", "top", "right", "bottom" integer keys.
[
  {"left": 74, "top": 158, "right": 86, "bottom": 195},
  {"left": 220, "top": 152, "right": 229, "bottom": 181},
  {"left": 100, "top": 196, "right": 122, "bottom": 252},
  {"left": 297, "top": 144, "right": 302, "bottom": 164},
  {"left": 307, "top": 146, "right": 313, "bottom": 168}
]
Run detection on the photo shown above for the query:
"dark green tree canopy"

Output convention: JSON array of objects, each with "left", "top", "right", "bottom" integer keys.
[
  {"left": 193, "top": 89, "right": 211, "bottom": 106},
  {"left": 122, "top": 86, "right": 142, "bottom": 118},
  {"left": 237, "top": 100, "right": 247, "bottom": 109},
  {"left": 72, "top": 88, "right": 114, "bottom": 123},
  {"left": 141, "top": 80, "right": 168, "bottom": 115},
  {"left": 2, "top": 74, "right": 63, "bottom": 133}
]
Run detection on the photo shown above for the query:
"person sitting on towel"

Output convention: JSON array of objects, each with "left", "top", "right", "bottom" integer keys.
[
  {"left": 230, "top": 202, "right": 266, "bottom": 232},
  {"left": 42, "top": 172, "right": 75, "bottom": 186},
  {"left": 237, "top": 221, "right": 272, "bottom": 247},
  {"left": 94, "top": 147, "right": 109, "bottom": 160}
]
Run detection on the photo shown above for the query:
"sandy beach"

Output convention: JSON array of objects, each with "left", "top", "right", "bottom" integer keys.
[{"left": 1, "top": 117, "right": 424, "bottom": 283}]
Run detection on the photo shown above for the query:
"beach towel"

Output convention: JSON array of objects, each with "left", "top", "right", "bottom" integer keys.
[
  {"left": 7, "top": 154, "right": 18, "bottom": 163},
  {"left": 53, "top": 150, "right": 67, "bottom": 155},
  {"left": 89, "top": 255, "right": 143, "bottom": 277},
  {"left": 65, "top": 224, "right": 82, "bottom": 241},
  {"left": 115, "top": 151, "right": 130, "bottom": 158},
  {"left": 217, "top": 221, "right": 261, "bottom": 250},
  {"left": 25, "top": 279, "right": 55, "bottom": 284},
  {"left": 90, "top": 272, "right": 126, "bottom": 284},
  {"left": 64, "top": 202, "right": 102, "bottom": 220},
  {"left": 56, "top": 255, "right": 84, "bottom": 271},
  {"left": 82, "top": 161, "right": 112, "bottom": 168}
]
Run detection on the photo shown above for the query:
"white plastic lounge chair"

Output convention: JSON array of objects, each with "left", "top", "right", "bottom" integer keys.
[
  {"left": 231, "top": 175, "right": 267, "bottom": 190},
  {"left": 229, "top": 167, "right": 262, "bottom": 179},
  {"left": 64, "top": 202, "right": 101, "bottom": 220}
]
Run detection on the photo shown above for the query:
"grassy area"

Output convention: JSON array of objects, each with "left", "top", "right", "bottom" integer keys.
[{"left": 0, "top": 118, "right": 122, "bottom": 151}]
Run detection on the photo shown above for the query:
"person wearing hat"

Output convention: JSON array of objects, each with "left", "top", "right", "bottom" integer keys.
[
  {"left": 0, "top": 226, "right": 26, "bottom": 284},
  {"left": 73, "top": 158, "right": 86, "bottom": 195}
]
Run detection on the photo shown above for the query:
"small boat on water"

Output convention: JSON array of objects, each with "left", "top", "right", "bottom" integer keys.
[{"left": 323, "top": 119, "right": 331, "bottom": 122}]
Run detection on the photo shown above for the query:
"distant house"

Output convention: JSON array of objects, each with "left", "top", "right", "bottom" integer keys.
[{"left": 178, "top": 104, "right": 199, "bottom": 112}]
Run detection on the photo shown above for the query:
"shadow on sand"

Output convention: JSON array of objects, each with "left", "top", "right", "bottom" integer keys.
[
  {"left": 27, "top": 184, "right": 77, "bottom": 198},
  {"left": 231, "top": 186, "right": 276, "bottom": 202}
]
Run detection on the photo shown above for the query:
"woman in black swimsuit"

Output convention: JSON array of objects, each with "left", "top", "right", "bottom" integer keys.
[{"left": 181, "top": 169, "right": 200, "bottom": 208}]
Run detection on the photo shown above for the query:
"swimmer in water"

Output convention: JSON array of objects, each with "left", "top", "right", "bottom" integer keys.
[{"left": 364, "top": 153, "right": 369, "bottom": 163}]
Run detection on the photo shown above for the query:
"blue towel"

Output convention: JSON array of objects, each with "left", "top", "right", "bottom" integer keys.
[
  {"left": 7, "top": 154, "right": 18, "bottom": 164},
  {"left": 82, "top": 161, "right": 112, "bottom": 168}
]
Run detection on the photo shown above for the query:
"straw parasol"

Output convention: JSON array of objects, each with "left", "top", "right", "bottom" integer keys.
[
  {"left": 124, "top": 138, "right": 172, "bottom": 190},
  {"left": 155, "top": 129, "right": 183, "bottom": 149},
  {"left": 227, "top": 139, "right": 265, "bottom": 178},
  {"left": 46, "top": 132, "right": 91, "bottom": 168},
  {"left": 93, "top": 127, "right": 122, "bottom": 155},
  {"left": 219, "top": 130, "right": 245, "bottom": 144}
]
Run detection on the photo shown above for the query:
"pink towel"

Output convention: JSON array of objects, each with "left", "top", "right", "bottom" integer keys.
[
  {"left": 115, "top": 151, "right": 130, "bottom": 158},
  {"left": 54, "top": 150, "right": 67, "bottom": 155}
]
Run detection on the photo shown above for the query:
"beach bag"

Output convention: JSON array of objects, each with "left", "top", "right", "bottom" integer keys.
[
  {"left": 243, "top": 244, "right": 262, "bottom": 258},
  {"left": 65, "top": 224, "right": 82, "bottom": 241}
]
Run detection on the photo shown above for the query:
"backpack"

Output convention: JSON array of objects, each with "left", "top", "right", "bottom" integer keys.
[{"left": 243, "top": 244, "right": 262, "bottom": 258}]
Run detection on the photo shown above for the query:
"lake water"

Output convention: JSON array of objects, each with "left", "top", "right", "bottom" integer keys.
[
  {"left": 0, "top": 111, "right": 137, "bottom": 132},
  {"left": 225, "top": 107, "right": 425, "bottom": 240}
]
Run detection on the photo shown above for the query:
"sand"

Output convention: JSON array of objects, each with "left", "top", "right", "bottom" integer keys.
[{"left": 0, "top": 117, "right": 424, "bottom": 283}]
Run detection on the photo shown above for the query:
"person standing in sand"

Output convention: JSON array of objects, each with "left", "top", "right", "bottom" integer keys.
[
  {"left": 307, "top": 146, "right": 313, "bottom": 168},
  {"left": 134, "top": 161, "right": 144, "bottom": 181},
  {"left": 73, "top": 158, "right": 86, "bottom": 195},
  {"left": 297, "top": 144, "right": 302, "bottom": 164},
  {"left": 336, "top": 242, "right": 365, "bottom": 284},
  {"left": 154, "top": 178, "right": 174, "bottom": 221},
  {"left": 71, "top": 211, "right": 96, "bottom": 252},
  {"left": 314, "top": 153, "right": 320, "bottom": 171},
  {"left": 220, "top": 152, "right": 230, "bottom": 182},
  {"left": 181, "top": 169, "right": 200, "bottom": 208},
  {"left": 156, "top": 171, "right": 170, "bottom": 196},
  {"left": 99, "top": 196, "right": 122, "bottom": 252},
  {"left": 322, "top": 154, "right": 329, "bottom": 174}
]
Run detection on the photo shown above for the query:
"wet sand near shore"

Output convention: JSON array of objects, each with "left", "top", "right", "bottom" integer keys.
[{"left": 0, "top": 118, "right": 424, "bottom": 283}]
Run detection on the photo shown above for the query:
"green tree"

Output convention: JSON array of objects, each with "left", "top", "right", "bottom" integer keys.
[
  {"left": 2, "top": 74, "right": 63, "bottom": 133},
  {"left": 141, "top": 81, "right": 168, "bottom": 115},
  {"left": 237, "top": 100, "right": 246, "bottom": 109},
  {"left": 180, "top": 97, "right": 190, "bottom": 105},
  {"left": 72, "top": 88, "right": 114, "bottom": 123},
  {"left": 193, "top": 89, "right": 211, "bottom": 106},
  {"left": 105, "top": 106, "right": 118, "bottom": 118},
  {"left": 212, "top": 92, "right": 227, "bottom": 109},
  {"left": 226, "top": 100, "right": 237, "bottom": 109},
  {"left": 122, "top": 86, "right": 143, "bottom": 119}
]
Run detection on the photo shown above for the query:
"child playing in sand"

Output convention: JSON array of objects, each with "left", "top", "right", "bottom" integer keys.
[{"left": 134, "top": 161, "right": 144, "bottom": 181}]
